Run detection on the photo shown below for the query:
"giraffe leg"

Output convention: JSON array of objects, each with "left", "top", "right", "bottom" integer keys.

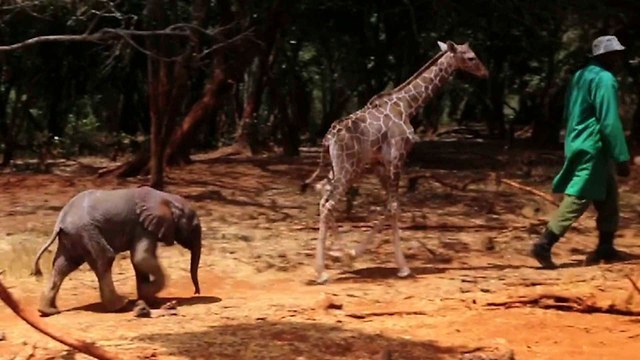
[
  {"left": 315, "top": 195, "right": 333, "bottom": 284},
  {"left": 315, "top": 177, "right": 349, "bottom": 284},
  {"left": 388, "top": 166, "right": 411, "bottom": 278},
  {"left": 318, "top": 180, "right": 342, "bottom": 255},
  {"left": 326, "top": 218, "right": 343, "bottom": 255},
  {"left": 347, "top": 165, "right": 390, "bottom": 260}
]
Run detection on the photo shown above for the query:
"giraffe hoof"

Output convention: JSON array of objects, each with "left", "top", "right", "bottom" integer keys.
[
  {"left": 397, "top": 267, "right": 412, "bottom": 278},
  {"left": 315, "top": 272, "right": 330, "bottom": 285}
]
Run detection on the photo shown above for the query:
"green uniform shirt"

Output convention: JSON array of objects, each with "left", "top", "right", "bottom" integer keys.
[{"left": 552, "top": 62, "right": 630, "bottom": 201}]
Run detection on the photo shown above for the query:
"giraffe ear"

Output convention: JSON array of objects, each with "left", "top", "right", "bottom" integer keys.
[
  {"left": 446, "top": 40, "right": 458, "bottom": 53},
  {"left": 438, "top": 41, "right": 458, "bottom": 53}
]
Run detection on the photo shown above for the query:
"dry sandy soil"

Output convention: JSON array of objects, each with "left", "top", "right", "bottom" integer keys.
[{"left": 2, "top": 141, "right": 640, "bottom": 360}]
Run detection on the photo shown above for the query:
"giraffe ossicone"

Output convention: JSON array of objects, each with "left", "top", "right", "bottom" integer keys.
[{"left": 302, "top": 40, "right": 489, "bottom": 284}]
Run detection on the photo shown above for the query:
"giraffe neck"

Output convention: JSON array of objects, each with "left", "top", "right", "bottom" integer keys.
[{"left": 395, "top": 52, "right": 456, "bottom": 119}]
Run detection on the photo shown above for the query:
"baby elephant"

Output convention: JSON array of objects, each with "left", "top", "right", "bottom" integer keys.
[{"left": 33, "top": 186, "right": 202, "bottom": 316}]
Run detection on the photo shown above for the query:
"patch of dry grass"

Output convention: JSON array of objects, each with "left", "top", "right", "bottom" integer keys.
[{"left": 0, "top": 233, "right": 54, "bottom": 278}]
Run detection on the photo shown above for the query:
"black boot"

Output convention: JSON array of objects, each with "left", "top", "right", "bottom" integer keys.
[
  {"left": 584, "top": 231, "right": 629, "bottom": 265},
  {"left": 531, "top": 228, "right": 560, "bottom": 269}
]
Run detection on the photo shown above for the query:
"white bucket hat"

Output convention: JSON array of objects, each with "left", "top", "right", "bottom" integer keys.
[{"left": 591, "top": 35, "right": 625, "bottom": 56}]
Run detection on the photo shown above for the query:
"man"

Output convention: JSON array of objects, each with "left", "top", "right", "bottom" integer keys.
[{"left": 531, "top": 35, "right": 631, "bottom": 269}]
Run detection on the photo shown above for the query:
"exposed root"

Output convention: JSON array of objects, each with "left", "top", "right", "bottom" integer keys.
[
  {"left": 499, "top": 178, "right": 559, "bottom": 206},
  {"left": 626, "top": 274, "right": 640, "bottom": 296},
  {"left": 406, "top": 174, "right": 487, "bottom": 193},
  {"left": 346, "top": 310, "right": 429, "bottom": 319},
  {"left": 0, "top": 279, "right": 120, "bottom": 360},
  {"left": 207, "top": 143, "right": 252, "bottom": 160},
  {"left": 295, "top": 222, "right": 538, "bottom": 232},
  {"left": 97, "top": 148, "right": 150, "bottom": 178},
  {"left": 406, "top": 173, "right": 558, "bottom": 208},
  {"left": 486, "top": 293, "right": 640, "bottom": 316}
]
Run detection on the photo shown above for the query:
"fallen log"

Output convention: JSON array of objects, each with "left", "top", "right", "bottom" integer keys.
[{"left": 0, "top": 279, "right": 120, "bottom": 360}]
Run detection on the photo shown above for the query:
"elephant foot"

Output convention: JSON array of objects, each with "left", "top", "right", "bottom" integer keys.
[
  {"left": 38, "top": 305, "right": 61, "bottom": 317},
  {"left": 38, "top": 294, "right": 60, "bottom": 317},
  {"left": 138, "top": 280, "right": 164, "bottom": 301},
  {"left": 103, "top": 294, "right": 129, "bottom": 313}
]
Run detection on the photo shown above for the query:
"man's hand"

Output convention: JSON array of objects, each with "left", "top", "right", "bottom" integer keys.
[{"left": 617, "top": 161, "right": 631, "bottom": 177}]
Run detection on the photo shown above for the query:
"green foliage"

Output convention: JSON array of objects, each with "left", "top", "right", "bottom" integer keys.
[{"left": 0, "top": 0, "right": 639, "bottom": 163}]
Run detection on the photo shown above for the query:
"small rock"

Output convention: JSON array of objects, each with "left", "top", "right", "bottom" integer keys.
[
  {"left": 460, "top": 346, "right": 515, "bottom": 360},
  {"left": 460, "top": 285, "right": 474, "bottom": 294},
  {"left": 316, "top": 294, "right": 343, "bottom": 310},
  {"left": 133, "top": 300, "right": 151, "bottom": 318},
  {"left": 481, "top": 237, "right": 496, "bottom": 251},
  {"left": 160, "top": 300, "right": 178, "bottom": 310},
  {"left": 0, "top": 331, "right": 5, "bottom": 341}
]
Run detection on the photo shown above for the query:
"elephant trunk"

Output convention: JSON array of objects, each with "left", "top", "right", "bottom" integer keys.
[{"left": 190, "top": 226, "right": 201, "bottom": 295}]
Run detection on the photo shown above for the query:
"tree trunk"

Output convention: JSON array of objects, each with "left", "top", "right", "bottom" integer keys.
[
  {"left": 626, "top": 56, "right": 640, "bottom": 149},
  {"left": 488, "top": 55, "right": 506, "bottom": 138},
  {"left": 3, "top": 86, "right": 22, "bottom": 167},
  {"left": 147, "top": 61, "right": 165, "bottom": 189},
  {"left": 0, "top": 75, "right": 13, "bottom": 167},
  {"left": 99, "top": 0, "right": 251, "bottom": 178},
  {"left": 145, "top": 0, "right": 168, "bottom": 190},
  {"left": 284, "top": 71, "right": 309, "bottom": 156},
  {"left": 164, "top": 56, "right": 230, "bottom": 164},
  {"left": 232, "top": 0, "right": 287, "bottom": 153}
]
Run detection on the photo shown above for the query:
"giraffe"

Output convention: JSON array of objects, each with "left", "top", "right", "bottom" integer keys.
[{"left": 301, "top": 40, "right": 489, "bottom": 284}]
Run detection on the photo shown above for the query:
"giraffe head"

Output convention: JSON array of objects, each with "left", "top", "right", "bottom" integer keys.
[{"left": 438, "top": 41, "right": 489, "bottom": 79}]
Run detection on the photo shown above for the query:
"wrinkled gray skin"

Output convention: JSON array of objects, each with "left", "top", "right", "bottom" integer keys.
[{"left": 32, "top": 186, "right": 202, "bottom": 317}]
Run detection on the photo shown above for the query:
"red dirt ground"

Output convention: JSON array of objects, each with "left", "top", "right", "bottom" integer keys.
[{"left": 2, "top": 142, "right": 640, "bottom": 359}]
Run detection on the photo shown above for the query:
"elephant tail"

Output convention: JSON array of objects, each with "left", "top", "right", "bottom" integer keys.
[{"left": 32, "top": 227, "right": 61, "bottom": 277}]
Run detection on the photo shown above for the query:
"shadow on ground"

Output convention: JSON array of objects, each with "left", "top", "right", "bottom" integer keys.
[
  {"left": 64, "top": 295, "right": 222, "bottom": 314},
  {"left": 134, "top": 320, "right": 465, "bottom": 360}
]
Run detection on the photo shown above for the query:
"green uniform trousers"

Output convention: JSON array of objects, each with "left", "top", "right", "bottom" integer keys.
[{"left": 547, "top": 172, "right": 619, "bottom": 237}]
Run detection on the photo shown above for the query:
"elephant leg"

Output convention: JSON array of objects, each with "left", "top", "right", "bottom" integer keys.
[
  {"left": 38, "top": 247, "right": 83, "bottom": 317},
  {"left": 84, "top": 231, "right": 128, "bottom": 312},
  {"left": 131, "top": 236, "right": 165, "bottom": 301}
]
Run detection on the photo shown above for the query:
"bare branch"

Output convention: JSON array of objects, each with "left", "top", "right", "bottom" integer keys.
[
  {"left": 0, "top": 20, "right": 252, "bottom": 53},
  {"left": 1, "top": 0, "right": 51, "bottom": 21},
  {"left": 166, "top": 22, "right": 235, "bottom": 37},
  {"left": 196, "top": 28, "right": 258, "bottom": 59},
  {"left": 0, "top": 2, "right": 40, "bottom": 11},
  {"left": 0, "top": 34, "right": 105, "bottom": 52},
  {"left": 114, "top": 32, "right": 188, "bottom": 62}
]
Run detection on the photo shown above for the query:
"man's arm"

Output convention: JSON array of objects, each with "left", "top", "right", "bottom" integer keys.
[{"left": 593, "top": 72, "right": 630, "bottom": 167}]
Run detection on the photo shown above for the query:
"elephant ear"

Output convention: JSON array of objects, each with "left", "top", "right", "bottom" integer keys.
[{"left": 135, "top": 187, "right": 179, "bottom": 246}]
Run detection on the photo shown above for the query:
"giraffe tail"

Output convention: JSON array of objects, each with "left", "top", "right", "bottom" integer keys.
[{"left": 301, "top": 145, "right": 331, "bottom": 194}]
